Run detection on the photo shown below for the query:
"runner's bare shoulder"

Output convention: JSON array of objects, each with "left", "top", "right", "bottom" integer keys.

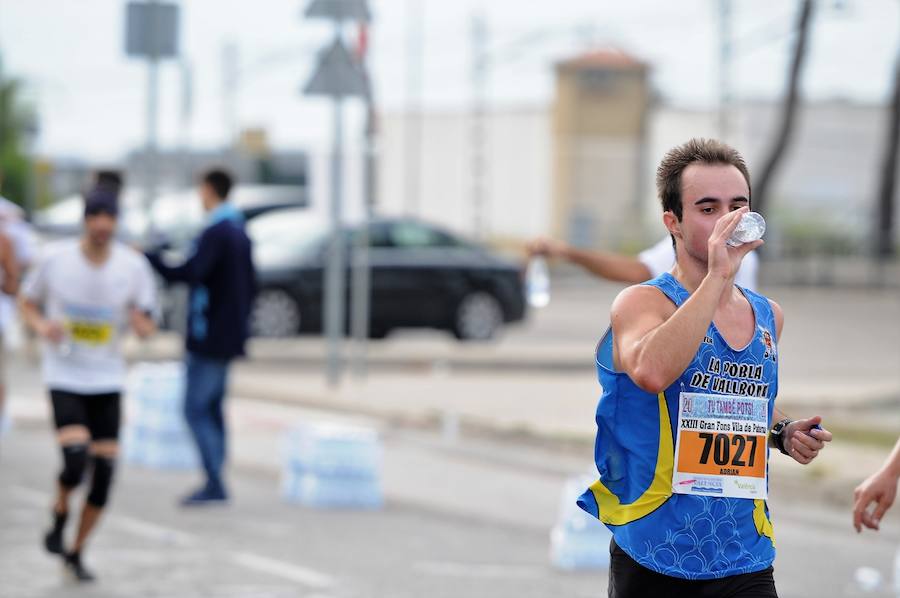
[{"left": 610, "top": 283, "right": 676, "bottom": 334}]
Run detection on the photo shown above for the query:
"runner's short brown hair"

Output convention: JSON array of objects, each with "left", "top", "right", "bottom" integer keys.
[{"left": 656, "top": 138, "right": 751, "bottom": 220}]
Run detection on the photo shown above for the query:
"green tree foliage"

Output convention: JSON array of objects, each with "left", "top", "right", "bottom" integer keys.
[{"left": 0, "top": 53, "right": 32, "bottom": 206}]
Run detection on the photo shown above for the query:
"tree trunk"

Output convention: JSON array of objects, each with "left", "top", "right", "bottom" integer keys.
[
  {"left": 752, "top": 0, "right": 814, "bottom": 216},
  {"left": 874, "top": 53, "right": 900, "bottom": 259}
]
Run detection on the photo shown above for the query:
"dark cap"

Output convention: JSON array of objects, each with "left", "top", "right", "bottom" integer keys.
[{"left": 83, "top": 186, "right": 119, "bottom": 218}]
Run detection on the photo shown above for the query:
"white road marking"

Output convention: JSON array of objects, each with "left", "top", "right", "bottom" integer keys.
[
  {"left": 413, "top": 560, "right": 545, "bottom": 580},
  {"left": 10, "top": 484, "right": 48, "bottom": 504},
  {"left": 111, "top": 514, "right": 196, "bottom": 547},
  {"left": 231, "top": 551, "right": 337, "bottom": 590},
  {"left": 12, "top": 484, "right": 196, "bottom": 547},
  {"left": 12, "top": 485, "right": 339, "bottom": 590}
]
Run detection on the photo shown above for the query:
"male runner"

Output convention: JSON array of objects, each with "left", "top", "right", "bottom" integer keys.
[
  {"left": 20, "top": 186, "right": 157, "bottom": 581},
  {"left": 576, "top": 138, "right": 832, "bottom": 597}
]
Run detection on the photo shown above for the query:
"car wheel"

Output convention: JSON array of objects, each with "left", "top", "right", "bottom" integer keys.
[
  {"left": 251, "top": 289, "right": 301, "bottom": 337},
  {"left": 368, "top": 324, "right": 390, "bottom": 340},
  {"left": 453, "top": 291, "right": 503, "bottom": 341}
]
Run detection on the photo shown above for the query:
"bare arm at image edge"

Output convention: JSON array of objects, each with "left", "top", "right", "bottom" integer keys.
[{"left": 0, "top": 233, "right": 19, "bottom": 295}]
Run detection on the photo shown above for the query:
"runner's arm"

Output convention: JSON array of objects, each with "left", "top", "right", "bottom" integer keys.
[
  {"left": 612, "top": 274, "right": 728, "bottom": 394},
  {"left": 18, "top": 297, "right": 63, "bottom": 342},
  {"left": 853, "top": 437, "right": 900, "bottom": 532},
  {"left": 527, "top": 237, "right": 652, "bottom": 283},
  {"left": 129, "top": 307, "right": 156, "bottom": 339},
  {"left": 0, "top": 233, "right": 19, "bottom": 295},
  {"left": 614, "top": 209, "right": 761, "bottom": 393}
]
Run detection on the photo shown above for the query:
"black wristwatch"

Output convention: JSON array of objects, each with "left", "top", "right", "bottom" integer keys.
[{"left": 770, "top": 418, "right": 793, "bottom": 456}]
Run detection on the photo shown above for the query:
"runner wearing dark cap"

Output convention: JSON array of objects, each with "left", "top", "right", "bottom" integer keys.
[{"left": 19, "top": 186, "right": 158, "bottom": 582}]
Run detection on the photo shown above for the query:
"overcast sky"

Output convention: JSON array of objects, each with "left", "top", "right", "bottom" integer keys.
[{"left": 0, "top": 0, "right": 897, "bottom": 162}]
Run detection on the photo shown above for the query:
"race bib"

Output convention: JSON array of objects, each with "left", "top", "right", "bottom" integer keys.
[
  {"left": 66, "top": 320, "right": 114, "bottom": 346},
  {"left": 672, "top": 392, "right": 769, "bottom": 500}
]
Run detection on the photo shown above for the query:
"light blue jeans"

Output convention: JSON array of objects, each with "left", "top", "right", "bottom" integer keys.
[{"left": 184, "top": 352, "right": 230, "bottom": 493}]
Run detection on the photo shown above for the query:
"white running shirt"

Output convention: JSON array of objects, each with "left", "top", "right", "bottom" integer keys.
[{"left": 22, "top": 240, "right": 158, "bottom": 394}]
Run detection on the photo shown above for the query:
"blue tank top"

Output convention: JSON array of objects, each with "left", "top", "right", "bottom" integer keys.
[{"left": 577, "top": 272, "right": 779, "bottom": 580}]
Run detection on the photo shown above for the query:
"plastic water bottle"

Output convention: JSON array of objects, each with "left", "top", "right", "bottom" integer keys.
[
  {"left": 550, "top": 475, "right": 612, "bottom": 570},
  {"left": 892, "top": 545, "right": 900, "bottom": 595},
  {"left": 853, "top": 566, "right": 882, "bottom": 593},
  {"left": 727, "top": 212, "right": 766, "bottom": 247},
  {"left": 526, "top": 256, "right": 550, "bottom": 308}
]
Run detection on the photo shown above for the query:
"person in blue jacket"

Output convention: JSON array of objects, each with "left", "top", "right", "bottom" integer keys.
[
  {"left": 577, "top": 139, "right": 832, "bottom": 597},
  {"left": 147, "top": 169, "right": 255, "bottom": 506}
]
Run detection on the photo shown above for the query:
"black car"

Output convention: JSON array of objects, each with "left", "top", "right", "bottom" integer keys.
[{"left": 247, "top": 208, "right": 527, "bottom": 341}]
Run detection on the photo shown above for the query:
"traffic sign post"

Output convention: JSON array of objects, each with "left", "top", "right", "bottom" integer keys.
[
  {"left": 125, "top": 1, "right": 180, "bottom": 219},
  {"left": 303, "top": 0, "right": 370, "bottom": 387}
]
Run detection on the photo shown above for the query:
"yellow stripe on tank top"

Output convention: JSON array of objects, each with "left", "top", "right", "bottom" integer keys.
[
  {"left": 753, "top": 499, "right": 776, "bottom": 547},
  {"left": 588, "top": 393, "right": 674, "bottom": 526}
]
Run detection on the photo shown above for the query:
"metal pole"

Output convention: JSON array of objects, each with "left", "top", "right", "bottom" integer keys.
[
  {"left": 222, "top": 40, "right": 239, "bottom": 150},
  {"left": 24, "top": 115, "right": 39, "bottom": 218},
  {"left": 717, "top": 0, "right": 733, "bottom": 142},
  {"left": 351, "top": 61, "right": 375, "bottom": 380},
  {"left": 26, "top": 143, "right": 37, "bottom": 218},
  {"left": 145, "top": 0, "right": 160, "bottom": 218},
  {"left": 180, "top": 61, "right": 193, "bottom": 187},
  {"left": 325, "top": 93, "right": 346, "bottom": 387},
  {"left": 404, "top": 0, "right": 424, "bottom": 216},
  {"left": 470, "top": 13, "right": 488, "bottom": 240}
]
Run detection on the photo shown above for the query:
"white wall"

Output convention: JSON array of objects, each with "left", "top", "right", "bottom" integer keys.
[{"left": 377, "top": 108, "right": 550, "bottom": 241}]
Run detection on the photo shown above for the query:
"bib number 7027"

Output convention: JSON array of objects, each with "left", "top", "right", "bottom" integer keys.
[{"left": 697, "top": 432, "right": 758, "bottom": 468}]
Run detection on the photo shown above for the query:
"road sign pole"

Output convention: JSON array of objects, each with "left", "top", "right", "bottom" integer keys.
[
  {"left": 146, "top": 43, "right": 159, "bottom": 217},
  {"left": 304, "top": 0, "right": 371, "bottom": 388},
  {"left": 325, "top": 91, "right": 345, "bottom": 386}
]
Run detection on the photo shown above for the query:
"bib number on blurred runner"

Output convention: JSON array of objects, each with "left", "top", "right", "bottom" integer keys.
[
  {"left": 672, "top": 392, "right": 769, "bottom": 500},
  {"left": 67, "top": 320, "right": 114, "bottom": 346}
]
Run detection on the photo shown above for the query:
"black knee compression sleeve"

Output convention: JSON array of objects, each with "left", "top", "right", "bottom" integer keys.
[
  {"left": 59, "top": 445, "right": 89, "bottom": 488},
  {"left": 87, "top": 456, "right": 115, "bottom": 508}
]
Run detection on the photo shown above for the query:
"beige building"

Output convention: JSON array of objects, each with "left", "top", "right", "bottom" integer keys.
[{"left": 551, "top": 51, "right": 651, "bottom": 251}]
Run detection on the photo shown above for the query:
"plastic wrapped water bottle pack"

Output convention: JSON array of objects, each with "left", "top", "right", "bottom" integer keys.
[
  {"left": 281, "top": 422, "right": 383, "bottom": 509},
  {"left": 122, "top": 362, "right": 200, "bottom": 470}
]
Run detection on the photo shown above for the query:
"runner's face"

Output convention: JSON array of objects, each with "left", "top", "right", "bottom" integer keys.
[
  {"left": 84, "top": 212, "right": 116, "bottom": 248},
  {"left": 668, "top": 163, "right": 750, "bottom": 262}
]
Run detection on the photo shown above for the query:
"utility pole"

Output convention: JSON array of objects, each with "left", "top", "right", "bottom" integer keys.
[
  {"left": 404, "top": 0, "right": 424, "bottom": 216},
  {"left": 179, "top": 60, "right": 193, "bottom": 187},
  {"left": 145, "top": 0, "right": 161, "bottom": 215},
  {"left": 222, "top": 40, "right": 239, "bottom": 153},
  {"left": 351, "top": 21, "right": 375, "bottom": 379},
  {"left": 303, "top": 0, "right": 371, "bottom": 387},
  {"left": 470, "top": 12, "right": 489, "bottom": 240},
  {"left": 125, "top": 1, "right": 179, "bottom": 217},
  {"left": 717, "top": 0, "right": 733, "bottom": 142}
]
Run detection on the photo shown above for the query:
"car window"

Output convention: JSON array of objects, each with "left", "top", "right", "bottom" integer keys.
[
  {"left": 358, "top": 223, "right": 392, "bottom": 248},
  {"left": 248, "top": 210, "right": 328, "bottom": 264},
  {"left": 388, "top": 222, "right": 462, "bottom": 249}
]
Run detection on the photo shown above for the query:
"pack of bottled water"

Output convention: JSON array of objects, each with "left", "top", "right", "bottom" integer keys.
[
  {"left": 122, "top": 362, "right": 199, "bottom": 470},
  {"left": 281, "top": 422, "right": 383, "bottom": 509},
  {"left": 550, "top": 474, "right": 613, "bottom": 570}
]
